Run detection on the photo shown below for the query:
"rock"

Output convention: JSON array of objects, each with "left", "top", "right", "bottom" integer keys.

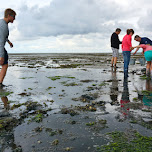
[
  {"left": 52, "top": 139, "right": 59, "bottom": 145},
  {"left": 0, "top": 111, "right": 10, "bottom": 117}
]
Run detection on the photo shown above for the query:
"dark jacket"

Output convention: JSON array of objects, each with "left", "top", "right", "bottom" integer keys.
[{"left": 111, "top": 32, "right": 122, "bottom": 49}]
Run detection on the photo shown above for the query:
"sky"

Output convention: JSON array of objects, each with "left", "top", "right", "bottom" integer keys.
[{"left": 0, "top": 0, "right": 152, "bottom": 53}]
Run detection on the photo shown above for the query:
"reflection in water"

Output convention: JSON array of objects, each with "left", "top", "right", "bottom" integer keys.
[
  {"left": 0, "top": 89, "right": 20, "bottom": 151},
  {"left": 110, "top": 67, "right": 119, "bottom": 105},
  {"left": 1, "top": 96, "right": 9, "bottom": 110},
  {"left": 142, "top": 80, "right": 152, "bottom": 107},
  {"left": 119, "top": 78, "right": 130, "bottom": 121}
]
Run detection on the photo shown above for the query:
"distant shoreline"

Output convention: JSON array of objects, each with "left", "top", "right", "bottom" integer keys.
[{"left": 8, "top": 52, "right": 143, "bottom": 55}]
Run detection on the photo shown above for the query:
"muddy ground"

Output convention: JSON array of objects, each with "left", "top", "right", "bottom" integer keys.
[{"left": 0, "top": 53, "right": 152, "bottom": 152}]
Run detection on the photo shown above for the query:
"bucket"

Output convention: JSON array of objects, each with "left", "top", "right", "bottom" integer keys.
[
  {"left": 130, "top": 58, "right": 136, "bottom": 65},
  {"left": 138, "top": 58, "right": 146, "bottom": 66}
]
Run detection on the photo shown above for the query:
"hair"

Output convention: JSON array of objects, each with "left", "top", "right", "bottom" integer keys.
[
  {"left": 4, "top": 8, "right": 16, "bottom": 18},
  {"left": 126, "top": 29, "right": 134, "bottom": 35},
  {"left": 116, "top": 28, "right": 121, "bottom": 32},
  {"left": 134, "top": 35, "right": 140, "bottom": 39}
]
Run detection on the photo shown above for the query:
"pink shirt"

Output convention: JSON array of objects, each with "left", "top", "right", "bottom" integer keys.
[
  {"left": 122, "top": 34, "right": 132, "bottom": 51},
  {"left": 140, "top": 44, "right": 152, "bottom": 53}
]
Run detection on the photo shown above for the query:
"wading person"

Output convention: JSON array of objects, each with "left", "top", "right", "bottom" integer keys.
[
  {"left": 133, "top": 35, "right": 152, "bottom": 76},
  {"left": 0, "top": 8, "right": 16, "bottom": 88},
  {"left": 131, "top": 44, "right": 152, "bottom": 78},
  {"left": 122, "top": 29, "right": 134, "bottom": 78},
  {"left": 110, "top": 28, "right": 122, "bottom": 68}
]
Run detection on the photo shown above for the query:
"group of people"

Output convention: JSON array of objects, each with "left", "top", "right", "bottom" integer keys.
[{"left": 111, "top": 28, "right": 152, "bottom": 78}]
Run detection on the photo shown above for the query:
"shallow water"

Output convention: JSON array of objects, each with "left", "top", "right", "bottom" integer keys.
[{"left": 0, "top": 53, "right": 152, "bottom": 152}]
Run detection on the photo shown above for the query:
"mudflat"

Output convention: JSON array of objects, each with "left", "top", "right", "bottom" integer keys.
[{"left": 0, "top": 53, "right": 152, "bottom": 152}]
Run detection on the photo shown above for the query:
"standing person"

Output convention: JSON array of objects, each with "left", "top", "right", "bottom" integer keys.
[
  {"left": 0, "top": 8, "right": 16, "bottom": 88},
  {"left": 122, "top": 29, "right": 134, "bottom": 78},
  {"left": 110, "top": 28, "right": 122, "bottom": 68},
  {"left": 131, "top": 44, "right": 152, "bottom": 78}
]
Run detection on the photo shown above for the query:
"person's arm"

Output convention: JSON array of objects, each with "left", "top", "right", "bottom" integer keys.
[
  {"left": 7, "top": 39, "right": 13, "bottom": 48},
  {"left": 0, "top": 31, "right": 5, "bottom": 65},
  {"left": 0, "top": 47, "right": 5, "bottom": 65},
  {"left": 130, "top": 45, "right": 141, "bottom": 55},
  {"left": 133, "top": 48, "right": 140, "bottom": 55}
]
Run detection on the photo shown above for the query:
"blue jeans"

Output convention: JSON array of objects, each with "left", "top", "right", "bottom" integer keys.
[{"left": 123, "top": 51, "right": 131, "bottom": 77}]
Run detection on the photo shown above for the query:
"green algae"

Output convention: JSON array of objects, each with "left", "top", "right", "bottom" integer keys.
[
  {"left": 97, "top": 131, "right": 152, "bottom": 152},
  {"left": 11, "top": 103, "right": 26, "bottom": 110},
  {"left": 64, "top": 82, "right": 81, "bottom": 86},
  {"left": 140, "top": 75, "right": 151, "bottom": 80},
  {"left": 0, "top": 117, "right": 18, "bottom": 130},
  {"left": 60, "top": 64, "right": 81, "bottom": 68},
  {"left": 47, "top": 75, "right": 75, "bottom": 81},
  {"left": 86, "top": 122, "right": 96, "bottom": 126},
  {"left": 142, "top": 90, "right": 152, "bottom": 96},
  {"left": 130, "top": 119, "right": 152, "bottom": 130},
  {"left": 31, "top": 114, "right": 44, "bottom": 123},
  {"left": 47, "top": 76, "right": 61, "bottom": 81},
  {"left": 19, "top": 77, "right": 34, "bottom": 79},
  {"left": 133, "top": 97, "right": 138, "bottom": 101},
  {"left": 0, "top": 124, "right": 3, "bottom": 129},
  {"left": 0, "top": 91, "right": 13, "bottom": 97},
  {"left": 99, "top": 82, "right": 108, "bottom": 86}
]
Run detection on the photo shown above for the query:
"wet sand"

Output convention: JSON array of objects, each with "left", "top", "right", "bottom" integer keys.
[{"left": 0, "top": 53, "right": 152, "bottom": 152}]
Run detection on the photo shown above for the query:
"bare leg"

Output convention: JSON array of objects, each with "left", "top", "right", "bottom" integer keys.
[
  {"left": 114, "top": 57, "right": 117, "bottom": 66},
  {"left": 150, "top": 61, "right": 152, "bottom": 77},
  {"left": 0, "top": 64, "right": 8, "bottom": 83},
  {"left": 146, "top": 61, "right": 151, "bottom": 76},
  {"left": 111, "top": 57, "right": 114, "bottom": 66}
]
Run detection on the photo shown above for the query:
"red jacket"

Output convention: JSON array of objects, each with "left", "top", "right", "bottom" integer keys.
[{"left": 122, "top": 34, "right": 132, "bottom": 51}]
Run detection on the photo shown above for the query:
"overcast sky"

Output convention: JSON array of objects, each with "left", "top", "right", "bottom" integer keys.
[{"left": 0, "top": 0, "right": 152, "bottom": 53}]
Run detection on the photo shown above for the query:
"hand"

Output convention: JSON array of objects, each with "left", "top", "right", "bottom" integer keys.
[
  {"left": 141, "top": 51, "right": 144, "bottom": 55},
  {"left": 9, "top": 42, "right": 13, "bottom": 48},
  {"left": 130, "top": 47, "right": 134, "bottom": 50},
  {"left": 133, "top": 52, "right": 136, "bottom": 55},
  {"left": 0, "top": 57, "right": 4, "bottom": 65}
]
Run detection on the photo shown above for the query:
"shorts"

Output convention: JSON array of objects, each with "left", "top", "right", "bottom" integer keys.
[
  {"left": 144, "top": 50, "right": 152, "bottom": 61},
  {"left": 143, "top": 94, "right": 152, "bottom": 106},
  {"left": 3, "top": 48, "right": 8, "bottom": 65},
  {"left": 111, "top": 47, "right": 119, "bottom": 57}
]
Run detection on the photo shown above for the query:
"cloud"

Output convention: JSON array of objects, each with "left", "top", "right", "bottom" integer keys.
[
  {"left": 137, "top": 10, "right": 152, "bottom": 39},
  {"left": 16, "top": 0, "right": 137, "bottom": 39},
  {"left": 138, "top": 10, "right": 152, "bottom": 31}
]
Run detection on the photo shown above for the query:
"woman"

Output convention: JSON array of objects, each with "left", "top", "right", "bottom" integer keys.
[
  {"left": 131, "top": 44, "right": 152, "bottom": 77},
  {"left": 122, "top": 29, "right": 134, "bottom": 78}
]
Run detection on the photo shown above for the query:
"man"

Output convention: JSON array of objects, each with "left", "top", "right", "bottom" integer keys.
[
  {"left": 134, "top": 35, "right": 152, "bottom": 55},
  {"left": 110, "top": 28, "right": 122, "bottom": 68},
  {"left": 134, "top": 35, "right": 152, "bottom": 46},
  {"left": 133, "top": 35, "right": 152, "bottom": 76},
  {"left": 0, "top": 8, "right": 16, "bottom": 88}
]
